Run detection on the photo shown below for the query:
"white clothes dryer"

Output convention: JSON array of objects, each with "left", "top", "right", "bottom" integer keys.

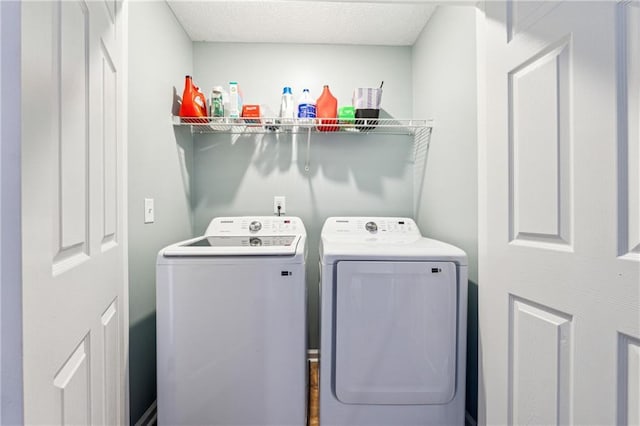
[
  {"left": 156, "top": 216, "right": 307, "bottom": 426},
  {"left": 319, "top": 217, "right": 467, "bottom": 426}
]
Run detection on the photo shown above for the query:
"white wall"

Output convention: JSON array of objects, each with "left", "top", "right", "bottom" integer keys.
[
  {"left": 0, "top": 1, "right": 23, "bottom": 424},
  {"left": 193, "top": 43, "right": 412, "bottom": 119},
  {"left": 192, "top": 43, "right": 414, "bottom": 347},
  {"left": 127, "top": 1, "right": 193, "bottom": 423},
  {"left": 413, "top": 6, "right": 478, "bottom": 280},
  {"left": 412, "top": 5, "right": 478, "bottom": 421}
]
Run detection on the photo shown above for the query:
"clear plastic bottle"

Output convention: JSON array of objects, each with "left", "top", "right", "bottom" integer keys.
[
  {"left": 210, "top": 86, "right": 225, "bottom": 118},
  {"left": 279, "top": 86, "right": 295, "bottom": 131},
  {"left": 297, "top": 88, "right": 316, "bottom": 125}
]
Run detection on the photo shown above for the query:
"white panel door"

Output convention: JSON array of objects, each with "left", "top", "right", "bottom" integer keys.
[
  {"left": 480, "top": 1, "right": 640, "bottom": 425},
  {"left": 21, "top": 0, "right": 127, "bottom": 424}
]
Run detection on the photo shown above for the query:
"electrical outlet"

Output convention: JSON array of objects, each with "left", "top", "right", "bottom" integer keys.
[{"left": 273, "top": 196, "right": 286, "bottom": 215}]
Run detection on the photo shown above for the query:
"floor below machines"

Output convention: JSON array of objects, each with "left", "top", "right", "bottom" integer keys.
[{"left": 308, "top": 359, "right": 319, "bottom": 426}]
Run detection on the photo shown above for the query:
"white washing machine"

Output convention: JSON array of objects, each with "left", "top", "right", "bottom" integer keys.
[
  {"left": 156, "top": 216, "right": 307, "bottom": 426},
  {"left": 319, "top": 217, "right": 467, "bottom": 426}
]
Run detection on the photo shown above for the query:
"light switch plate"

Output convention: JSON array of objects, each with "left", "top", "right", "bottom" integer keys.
[{"left": 144, "top": 198, "right": 154, "bottom": 223}]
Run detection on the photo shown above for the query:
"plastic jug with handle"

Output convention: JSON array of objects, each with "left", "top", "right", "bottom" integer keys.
[
  {"left": 179, "top": 75, "right": 208, "bottom": 123},
  {"left": 316, "top": 85, "right": 338, "bottom": 132}
]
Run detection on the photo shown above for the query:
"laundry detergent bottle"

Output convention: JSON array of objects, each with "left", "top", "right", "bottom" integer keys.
[
  {"left": 316, "top": 85, "right": 338, "bottom": 131},
  {"left": 297, "top": 88, "right": 316, "bottom": 124},
  {"left": 279, "top": 86, "right": 295, "bottom": 131},
  {"left": 179, "top": 75, "right": 208, "bottom": 123}
]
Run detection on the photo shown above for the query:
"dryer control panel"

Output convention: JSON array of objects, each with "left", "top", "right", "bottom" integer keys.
[
  {"left": 205, "top": 216, "right": 305, "bottom": 236},
  {"left": 322, "top": 217, "right": 421, "bottom": 237}
]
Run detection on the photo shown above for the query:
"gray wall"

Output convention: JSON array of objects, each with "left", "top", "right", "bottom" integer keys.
[
  {"left": 1, "top": 2, "right": 23, "bottom": 424},
  {"left": 412, "top": 6, "right": 478, "bottom": 422},
  {"left": 127, "top": 2, "right": 193, "bottom": 423},
  {"left": 192, "top": 43, "right": 414, "bottom": 348}
]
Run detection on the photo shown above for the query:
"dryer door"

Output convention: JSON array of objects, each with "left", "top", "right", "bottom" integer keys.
[{"left": 334, "top": 261, "right": 457, "bottom": 405}]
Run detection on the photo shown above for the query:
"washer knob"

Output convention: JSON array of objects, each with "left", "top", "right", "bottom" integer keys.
[
  {"left": 249, "top": 221, "right": 262, "bottom": 232},
  {"left": 365, "top": 221, "right": 378, "bottom": 233}
]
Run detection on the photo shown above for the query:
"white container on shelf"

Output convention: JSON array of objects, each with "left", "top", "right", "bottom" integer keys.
[
  {"left": 229, "top": 81, "right": 240, "bottom": 118},
  {"left": 279, "top": 86, "right": 295, "bottom": 131},
  {"left": 297, "top": 88, "right": 316, "bottom": 126}
]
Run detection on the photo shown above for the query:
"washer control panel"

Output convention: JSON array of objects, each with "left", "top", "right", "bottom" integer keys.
[
  {"left": 206, "top": 216, "right": 304, "bottom": 236},
  {"left": 323, "top": 217, "right": 420, "bottom": 236}
]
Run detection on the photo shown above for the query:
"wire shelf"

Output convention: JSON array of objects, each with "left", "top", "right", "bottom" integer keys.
[
  {"left": 172, "top": 115, "right": 433, "bottom": 186},
  {"left": 172, "top": 116, "right": 433, "bottom": 136}
]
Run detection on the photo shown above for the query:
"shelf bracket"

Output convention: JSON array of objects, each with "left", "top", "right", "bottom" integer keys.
[{"left": 304, "top": 127, "right": 311, "bottom": 173}]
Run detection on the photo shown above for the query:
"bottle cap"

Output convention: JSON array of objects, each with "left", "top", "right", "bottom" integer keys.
[{"left": 283, "top": 86, "right": 292, "bottom": 95}]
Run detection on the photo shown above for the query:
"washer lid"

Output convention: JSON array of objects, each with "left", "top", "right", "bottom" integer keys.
[
  {"left": 162, "top": 235, "right": 302, "bottom": 257},
  {"left": 162, "top": 216, "right": 307, "bottom": 257}
]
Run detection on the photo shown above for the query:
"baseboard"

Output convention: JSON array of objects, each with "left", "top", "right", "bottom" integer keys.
[
  {"left": 307, "top": 348, "right": 319, "bottom": 361},
  {"left": 134, "top": 400, "right": 157, "bottom": 426},
  {"left": 465, "top": 411, "right": 477, "bottom": 426}
]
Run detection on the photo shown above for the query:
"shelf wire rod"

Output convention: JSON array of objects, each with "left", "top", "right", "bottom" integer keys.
[{"left": 304, "top": 127, "right": 312, "bottom": 172}]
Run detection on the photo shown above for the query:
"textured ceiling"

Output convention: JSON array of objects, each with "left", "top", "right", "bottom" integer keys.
[{"left": 166, "top": 1, "right": 438, "bottom": 46}]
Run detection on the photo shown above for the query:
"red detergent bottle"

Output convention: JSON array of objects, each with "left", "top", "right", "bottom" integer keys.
[
  {"left": 316, "top": 85, "right": 338, "bottom": 132},
  {"left": 179, "top": 75, "right": 208, "bottom": 123}
]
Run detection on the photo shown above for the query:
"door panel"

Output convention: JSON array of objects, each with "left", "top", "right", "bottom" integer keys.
[
  {"left": 620, "top": 2, "right": 640, "bottom": 259},
  {"left": 101, "top": 300, "right": 120, "bottom": 426},
  {"left": 53, "top": 337, "right": 91, "bottom": 426},
  {"left": 509, "top": 297, "right": 572, "bottom": 425},
  {"left": 22, "top": 1, "right": 126, "bottom": 424},
  {"left": 508, "top": 37, "right": 571, "bottom": 248},
  {"left": 100, "top": 42, "right": 118, "bottom": 250},
  {"left": 55, "top": 0, "right": 90, "bottom": 272},
  {"left": 619, "top": 334, "right": 640, "bottom": 425},
  {"left": 335, "top": 261, "right": 457, "bottom": 405},
  {"left": 480, "top": 2, "right": 640, "bottom": 425}
]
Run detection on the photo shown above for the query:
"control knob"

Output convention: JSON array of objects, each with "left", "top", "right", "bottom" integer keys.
[
  {"left": 365, "top": 221, "right": 378, "bottom": 233},
  {"left": 249, "top": 221, "right": 262, "bottom": 232}
]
